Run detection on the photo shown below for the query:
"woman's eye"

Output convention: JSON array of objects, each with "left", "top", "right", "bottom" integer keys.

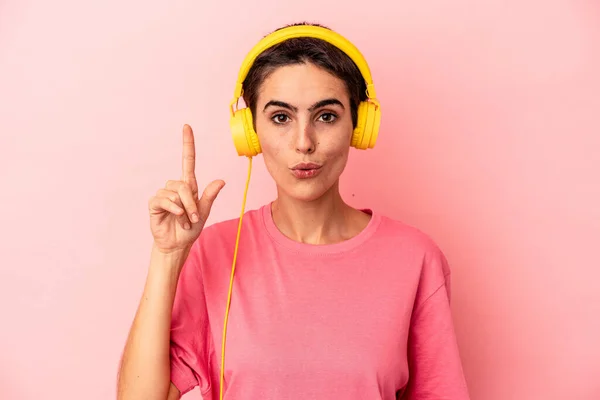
[
  {"left": 318, "top": 113, "right": 337, "bottom": 123},
  {"left": 272, "top": 114, "right": 290, "bottom": 124}
]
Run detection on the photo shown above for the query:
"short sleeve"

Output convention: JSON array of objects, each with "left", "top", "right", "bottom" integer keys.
[
  {"left": 169, "top": 239, "right": 212, "bottom": 396},
  {"left": 402, "top": 247, "right": 470, "bottom": 399}
]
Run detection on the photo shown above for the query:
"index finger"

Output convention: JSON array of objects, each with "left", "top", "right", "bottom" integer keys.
[{"left": 181, "top": 124, "right": 197, "bottom": 187}]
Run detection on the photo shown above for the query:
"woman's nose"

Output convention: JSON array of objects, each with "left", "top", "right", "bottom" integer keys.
[{"left": 294, "top": 121, "right": 316, "bottom": 154}]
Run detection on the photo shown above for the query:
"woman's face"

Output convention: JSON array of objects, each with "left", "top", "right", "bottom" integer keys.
[{"left": 254, "top": 62, "right": 354, "bottom": 202}]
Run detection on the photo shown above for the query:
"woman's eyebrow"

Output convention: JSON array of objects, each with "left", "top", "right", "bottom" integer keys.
[
  {"left": 308, "top": 98, "right": 344, "bottom": 112},
  {"left": 262, "top": 98, "right": 344, "bottom": 113},
  {"left": 263, "top": 100, "right": 297, "bottom": 113}
]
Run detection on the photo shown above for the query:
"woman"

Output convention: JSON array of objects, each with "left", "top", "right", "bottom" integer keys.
[{"left": 117, "top": 22, "right": 470, "bottom": 400}]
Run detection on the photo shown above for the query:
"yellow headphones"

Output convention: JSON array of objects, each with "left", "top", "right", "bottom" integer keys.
[
  {"left": 219, "top": 25, "right": 381, "bottom": 400},
  {"left": 228, "top": 25, "right": 382, "bottom": 157}
]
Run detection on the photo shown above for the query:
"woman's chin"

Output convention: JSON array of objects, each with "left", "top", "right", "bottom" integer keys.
[{"left": 279, "top": 180, "right": 335, "bottom": 203}]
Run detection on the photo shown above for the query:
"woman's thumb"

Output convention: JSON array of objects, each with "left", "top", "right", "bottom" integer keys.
[{"left": 197, "top": 180, "right": 226, "bottom": 224}]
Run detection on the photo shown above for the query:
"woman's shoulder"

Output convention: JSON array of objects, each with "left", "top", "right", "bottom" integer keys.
[
  {"left": 374, "top": 211, "right": 445, "bottom": 256},
  {"left": 374, "top": 212, "right": 452, "bottom": 292},
  {"left": 197, "top": 204, "right": 266, "bottom": 241}
]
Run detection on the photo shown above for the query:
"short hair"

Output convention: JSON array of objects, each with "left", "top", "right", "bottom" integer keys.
[{"left": 241, "top": 22, "right": 367, "bottom": 128}]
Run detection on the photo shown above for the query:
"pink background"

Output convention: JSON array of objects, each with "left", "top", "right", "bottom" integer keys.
[{"left": 1, "top": 0, "right": 599, "bottom": 399}]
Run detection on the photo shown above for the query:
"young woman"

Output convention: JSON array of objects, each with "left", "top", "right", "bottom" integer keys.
[{"left": 117, "top": 22, "right": 470, "bottom": 400}]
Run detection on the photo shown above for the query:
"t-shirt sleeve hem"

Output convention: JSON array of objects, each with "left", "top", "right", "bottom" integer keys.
[{"left": 170, "top": 362, "right": 198, "bottom": 396}]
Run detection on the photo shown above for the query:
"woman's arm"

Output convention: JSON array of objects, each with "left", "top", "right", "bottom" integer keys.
[
  {"left": 117, "top": 124, "right": 224, "bottom": 399},
  {"left": 116, "top": 245, "right": 190, "bottom": 400},
  {"left": 166, "top": 383, "right": 182, "bottom": 400},
  {"left": 402, "top": 272, "right": 470, "bottom": 399}
]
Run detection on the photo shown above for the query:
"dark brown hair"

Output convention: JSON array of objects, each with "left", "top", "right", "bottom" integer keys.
[{"left": 242, "top": 22, "right": 367, "bottom": 128}]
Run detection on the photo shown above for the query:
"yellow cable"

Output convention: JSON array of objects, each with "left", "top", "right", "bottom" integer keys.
[{"left": 220, "top": 156, "right": 253, "bottom": 400}]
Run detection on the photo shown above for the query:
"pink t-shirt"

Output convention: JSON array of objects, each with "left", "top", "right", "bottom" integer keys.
[{"left": 169, "top": 203, "right": 470, "bottom": 399}]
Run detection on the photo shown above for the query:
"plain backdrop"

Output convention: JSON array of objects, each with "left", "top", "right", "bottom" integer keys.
[{"left": 1, "top": 0, "right": 599, "bottom": 399}]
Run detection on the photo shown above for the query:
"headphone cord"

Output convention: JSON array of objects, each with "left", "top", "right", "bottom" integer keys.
[{"left": 219, "top": 156, "right": 253, "bottom": 400}]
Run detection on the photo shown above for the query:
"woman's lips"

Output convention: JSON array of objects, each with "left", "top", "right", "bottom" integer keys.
[{"left": 290, "top": 163, "right": 323, "bottom": 179}]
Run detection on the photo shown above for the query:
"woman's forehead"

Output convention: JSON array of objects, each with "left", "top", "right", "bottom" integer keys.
[{"left": 257, "top": 63, "right": 349, "bottom": 105}]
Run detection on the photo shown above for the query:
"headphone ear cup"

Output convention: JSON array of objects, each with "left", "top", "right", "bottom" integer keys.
[
  {"left": 351, "top": 102, "right": 367, "bottom": 149},
  {"left": 352, "top": 101, "right": 380, "bottom": 149},
  {"left": 363, "top": 100, "right": 381, "bottom": 149},
  {"left": 230, "top": 108, "right": 262, "bottom": 157}
]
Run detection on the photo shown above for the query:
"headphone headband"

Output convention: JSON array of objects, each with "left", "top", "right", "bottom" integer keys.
[{"left": 232, "top": 25, "right": 377, "bottom": 102}]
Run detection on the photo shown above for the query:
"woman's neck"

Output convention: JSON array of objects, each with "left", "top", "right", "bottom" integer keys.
[{"left": 270, "top": 182, "right": 370, "bottom": 245}]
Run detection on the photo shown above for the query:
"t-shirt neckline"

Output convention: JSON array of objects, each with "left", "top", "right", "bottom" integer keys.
[{"left": 261, "top": 201, "right": 381, "bottom": 255}]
